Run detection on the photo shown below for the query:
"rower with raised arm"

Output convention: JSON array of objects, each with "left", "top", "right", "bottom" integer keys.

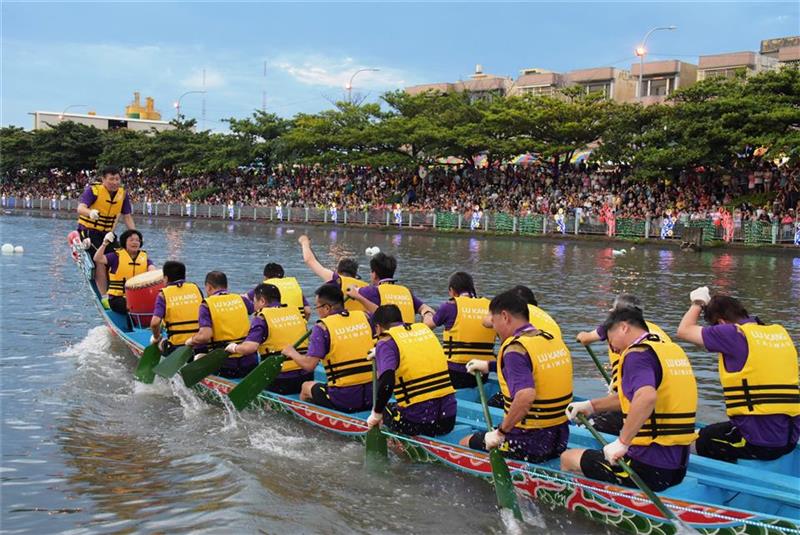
[
  {"left": 150, "top": 261, "right": 204, "bottom": 354},
  {"left": 353, "top": 252, "right": 434, "bottom": 324},
  {"left": 246, "top": 262, "right": 311, "bottom": 319},
  {"left": 93, "top": 229, "right": 155, "bottom": 314},
  {"left": 676, "top": 288, "right": 799, "bottom": 463},
  {"left": 297, "top": 234, "right": 367, "bottom": 312},
  {"left": 561, "top": 307, "right": 697, "bottom": 492},
  {"left": 574, "top": 293, "right": 671, "bottom": 435},
  {"left": 460, "top": 290, "right": 572, "bottom": 463}
]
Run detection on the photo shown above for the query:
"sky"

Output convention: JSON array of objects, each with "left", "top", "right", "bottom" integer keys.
[{"left": 2, "top": 1, "right": 798, "bottom": 132}]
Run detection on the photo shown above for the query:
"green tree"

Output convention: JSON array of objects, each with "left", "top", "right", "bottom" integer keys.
[
  {"left": 0, "top": 126, "right": 33, "bottom": 176},
  {"left": 28, "top": 122, "right": 104, "bottom": 172}
]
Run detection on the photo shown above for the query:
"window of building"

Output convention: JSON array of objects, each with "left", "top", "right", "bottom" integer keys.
[
  {"left": 583, "top": 82, "right": 611, "bottom": 97},
  {"left": 642, "top": 77, "right": 674, "bottom": 97}
]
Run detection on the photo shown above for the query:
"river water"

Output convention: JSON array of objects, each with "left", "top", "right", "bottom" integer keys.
[{"left": 1, "top": 213, "right": 798, "bottom": 534}]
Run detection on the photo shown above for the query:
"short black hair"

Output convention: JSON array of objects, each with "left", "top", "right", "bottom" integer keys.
[
  {"left": 100, "top": 165, "right": 120, "bottom": 177},
  {"left": 119, "top": 229, "right": 143, "bottom": 249},
  {"left": 704, "top": 295, "right": 749, "bottom": 325},
  {"left": 489, "top": 289, "right": 529, "bottom": 320},
  {"left": 369, "top": 252, "right": 397, "bottom": 280},
  {"left": 263, "top": 262, "right": 285, "bottom": 279},
  {"left": 315, "top": 283, "right": 344, "bottom": 307},
  {"left": 511, "top": 285, "right": 537, "bottom": 306},
  {"left": 448, "top": 271, "right": 476, "bottom": 297},
  {"left": 612, "top": 293, "right": 642, "bottom": 312},
  {"left": 603, "top": 307, "right": 648, "bottom": 333},
  {"left": 205, "top": 271, "right": 228, "bottom": 290},
  {"left": 162, "top": 260, "right": 186, "bottom": 282},
  {"left": 254, "top": 283, "right": 281, "bottom": 304},
  {"left": 336, "top": 258, "right": 359, "bottom": 278},
  {"left": 374, "top": 304, "right": 404, "bottom": 328}
]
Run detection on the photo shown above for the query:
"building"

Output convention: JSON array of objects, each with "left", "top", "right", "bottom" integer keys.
[
  {"left": 698, "top": 51, "right": 778, "bottom": 80},
  {"left": 509, "top": 69, "right": 564, "bottom": 97},
  {"left": 564, "top": 67, "right": 636, "bottom": 101},
  {"left": 406, "top": 64, "right": 513, "bottom": 102},
  {"left": 630, "top": 60, "right": 697, "bottom": 104},
  {"left": 124, "top": 92, "right": 162, "bottom": 120},
  {"left": 31, "top": 111, "right": 176, "bottom": 132}
]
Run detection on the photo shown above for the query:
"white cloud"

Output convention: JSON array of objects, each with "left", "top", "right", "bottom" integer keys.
[
  {"left": 181, "top": 68, "right": 226, "bottom": 90},
  {"left": 273, "top": 55, "right": 411, "bottom": 89}
]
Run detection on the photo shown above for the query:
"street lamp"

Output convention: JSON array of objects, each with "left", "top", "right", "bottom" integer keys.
[
  {"left": 346, "top": 68, "right": 380, "bottom": 104},
  {"left": 636, "top": 25, "right": 677, "bottom": 100},
  {"left": 59, "top": 104, "right": 89, "bottom": 119},
  {"left": 173, "top": 91, "right": 206, "bottom": 119}
]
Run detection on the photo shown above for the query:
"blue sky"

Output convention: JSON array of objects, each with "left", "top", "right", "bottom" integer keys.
[{"left": 2, "top": 2, "right": 798, "bottom": 131}]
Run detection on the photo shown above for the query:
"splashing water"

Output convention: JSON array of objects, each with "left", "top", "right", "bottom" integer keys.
[
  {"left": 214, "top": 389, "right": 239, "bottom": 432},
  {"left": 57, "top": 326, "right": 110, "bottom": 360},
  {"left": 499, "top": 507, "right": 523, "bottom": 535},
  {"left": 133, "top": 377, "right": 173, "bottom": 397},
  {"left": 170, "top": 376, "right": 206, "bottom": 416}
]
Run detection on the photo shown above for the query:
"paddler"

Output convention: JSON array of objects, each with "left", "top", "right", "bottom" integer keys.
[
  {"left": 367, "top": 304, "right": 457, "bottom": 436},
  {"left": 562, "top": 307, "right": 697, "bottom": 492},
  {"left": 149, "top": 261, "right": 204, "bottom": 354},
  {"left": 281, "top": 284, "right": 374, "bottom": 413},
  {"left": 460, "top": 290, "right": 572, "bottom": 463},
  {"left": 227, "top": 283, "right": 312, "bottom": 395},
  {"left": 186, "top": 271, "right": 256, "bottom": 379},
  {"left": 481, "top": 285, "right": 562, "bottom": 339},
  {"left": 574, "top": 293, "right": 671, "bottom": 435},
  {"left": 297, "top": 234, "right": 368, "bottom": 312},
  {"left": 676, "top": 288, "right": 799, "bottom": 463},
  {"left": 422, "top": 271, "right": 496, "bottom": 389},
  {"left": 93, "top": 229, "right": 155, "bottom": 314},
  {"left": 247, "top": 263, "right": 311, "bottom": 319},
  {"left": 353, "top": 252, "right": 434, "bottom": 324}
]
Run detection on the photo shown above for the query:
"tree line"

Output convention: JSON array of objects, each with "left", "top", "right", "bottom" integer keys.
[{"left": 1, "top": 68, "right": 798, "bottom": 180}]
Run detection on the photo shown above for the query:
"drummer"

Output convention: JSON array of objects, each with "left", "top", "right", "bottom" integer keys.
[{"left": 93, "top": 229, "right": 155, "bottom": 314}]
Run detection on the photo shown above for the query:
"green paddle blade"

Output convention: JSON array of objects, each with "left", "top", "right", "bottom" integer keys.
[
  {"left": 228, "top": 354, "right": 285, "bottom": 411},
  {"left": 489, "top": 449, "right": 522, "bottom": 520},
  {"left": 365, "top": 426, "right": 388, "bottom": 471},
  {"left": 153, "top": 346, "right": 194, "bottom": 378},
  {"left": 134, "top": 343, "right": 161, "bottom": 384},
  {"left": 179, "top": 349, "right": 229, "bottom": 387}
]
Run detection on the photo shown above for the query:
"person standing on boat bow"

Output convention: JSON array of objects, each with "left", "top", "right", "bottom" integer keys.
[
  {"left": 187, "top": 271, "right": 255, "bottom": 379},
  {"left": 281, "top": 284, "right": 374, "bottom": 413},
  {"left": 247, "top": 262, "right": 311, "bottom": 319},
  {"left": 367, "top": 304, "right": 457, "bottom": 437},
  {"left": 562, "top": 307, "right": 697, "bottom": 492},
  {"left": 93, "top": 229, "right": 155, "bottom": 314},
  {"left": 150, "top": 261, "right": 204, "bottom": 354},
  {"left": 355, "top": 252, "right": 434, "bottom": 324},
  {"left": 460, "top": 290, "right": 572, "bottom": 463},
  {"left": 574, "top": 293, "right": 671, "bottom": 435},
  {"left": 229, "top": 283, "right": 312, "bottom": 395},
  {"left": 676, "top": 289, "right": 799, "bottom": 463},
  {"left": 76, "top": 166, "right": 136, "bottom": 252},
  {"left": 297, "top": 235, "right": 368, "bottom": 312}
]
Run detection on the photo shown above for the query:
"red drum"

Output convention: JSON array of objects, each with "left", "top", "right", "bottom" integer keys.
[{"left": 125, "top": 270, "right": 165, "bottom": 329}]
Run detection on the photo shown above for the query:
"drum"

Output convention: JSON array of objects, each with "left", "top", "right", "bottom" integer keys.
[{"left": 125, "top": 269, "right": 165, "bottom": 328}]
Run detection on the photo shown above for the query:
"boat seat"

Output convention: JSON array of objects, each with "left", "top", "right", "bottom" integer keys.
[
  {"left": 695, "top": 474, "right": 800, "bottom": 508},
  {"left": 738, "top": 454, "right": 799, "bottom": 476}
]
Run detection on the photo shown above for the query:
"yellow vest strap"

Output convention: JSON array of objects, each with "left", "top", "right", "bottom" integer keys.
[
  {"left": 395, "top": 370, "right": 451, "bottom": 405},
  {"left": 323, "top": 357, "right": 373, "bottom": 382}
]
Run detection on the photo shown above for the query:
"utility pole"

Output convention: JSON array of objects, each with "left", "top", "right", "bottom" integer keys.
[
  {"left": 262, "top": 61, "right": 267, "bottom": 112},
  {"left": 202, "top": 68, "right": 207, "bottom": 130}
]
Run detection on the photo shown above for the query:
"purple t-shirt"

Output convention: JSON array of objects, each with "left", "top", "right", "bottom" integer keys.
[
  {"left": 621, "top": 347, "right": 690, "bottom": 470},
  {"left": 78, "top": 186, "right": 132, "bottom": 230},
  {"left": 105, "top": 251, "right": 153, "bottom": 274},
  {"left": 358, "top": 279, "right": 424, "bottom": 312},
  {"left": 702, "top": 318, "right": 800, "bottom": 447},
  {"left": 375, "top": 331, "right": 456, "bottom": 423},
  {"left": 307, "top": 310, "right": 375, "bottom": 410}
]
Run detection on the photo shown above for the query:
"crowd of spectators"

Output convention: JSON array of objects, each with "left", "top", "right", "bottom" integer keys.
[{"left": 2, "top": 161, "right": 799, "bottom": 230}]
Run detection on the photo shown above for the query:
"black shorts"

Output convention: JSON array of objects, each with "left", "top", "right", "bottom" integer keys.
[
  {"left": 448, "top": 369, "right": 488, "bottom": 389},
  {"left": 579, "top": 449, "right": 687, "bottom": 492},
  {"left": 108, "top": 295, "right": 128, "bottom": 314},
  {"left": 696, "top": 421, "right": 796, "bottom": 463},
  {"left": 468, "top": 430, "right": 567, "bottom": 464},
  {"left": 79, "top": 228, "right": 118, "bottom": 252},
  {"left": 309, "top": 383, "right": 371, "bottom": 413},
  {"left": 593, "top": 411, "right": 624, "bottom": 436},
  {"left": 268, "top": 372, "right": 314, "bottom": 395},
  {"left": 383, "top": 402, "right": 456, "bottom": 437}
]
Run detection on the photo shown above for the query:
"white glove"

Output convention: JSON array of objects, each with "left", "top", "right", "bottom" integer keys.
[
  {"left": 466, "top": 359, "right": 489, "bottom": 374},
  {"left": 367, "top": 410, "right": 383, "bottom": 429},
  {"left": 149, "top": 334, "right": 159, "bottom": 345},
  {"left": 81, "top": 238, "right": 92, "bottom": 250},
  {"left": 565, "top": 400, "right": 594, "bottom": 423},
  {"left": 88, "top": 209, "right": 100, "bottom": 221},
  {"left": 484, "top": 429, "right": 505, "bottom": 449},
  {"left": 607, "top": 382, "right": 617, "bottom": 397},
  {"left": 366, "top": 348, "right": 376, "bottom": 361},
  {"left": 225, "top": 342, "right": 238, "bottom": 353},
  {"left": 603, "top": 438, "right": 629, "bottom": 464},
  {"left": 690, "top": 286, "right": 711, "bottom": 306},
  {"left": 103, "top": 232, "right": 116, "bottom": 244}
]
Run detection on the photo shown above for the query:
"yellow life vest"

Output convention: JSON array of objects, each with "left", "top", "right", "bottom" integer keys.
[
  {"left": 264, "top": 277, "right": 305, "bottom": 314},
  {"left": 609, "top": 321, "right": 672, "bottom": 392},
  {"left": 618, "top": 339, "right": 698, "bottom": 446},
  {"left": 385, "top": 323, "right": 455, "bottom": 408},
  {"left": 77, "top": 184, "right": 126, "bottom": 231},
  {"left": 257, "top": 305, "right": 310, "bottom": 374},
  {"left": 442, "top": 296, "right": 496, "bottom": 364},
  {"left": 377, "top": 282, "right": 415, "bottom": 323},
  {"left": 528, "top": 304, "right": 562, "bottom": 340},
  {"left": 339, "top": 275, "right": 368, "bottom": 312},
  {"left": 320, "top": 311, "right": 375, "bottom": 387},
  {"left": 205, "top": 293, "right": 250, "bottom": 356},
  {"left": 497, "top": 330, "right": 573, "bottom": 430},
  {"left": 160, "top": 282, "right": 203, "bottom": 346},
  {"left": 720, "top": 323, "right": 800, "bottom": 418},
  {"left": 107, "top": 249, "right": 149, "bottom": 297}
]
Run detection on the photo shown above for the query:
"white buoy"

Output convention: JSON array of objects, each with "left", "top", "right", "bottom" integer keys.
[
  {"left": 365, "top": 247, "right": 373, "bottom": 256},
  {"left": 13, "top": 245, "right": 23, "bottom": 254},
  {"left": 371, "top": 246, "right": 380, "bottom": 255},
  {"left": 1, "top": 243, "right": 13, "bottom": 254},
  {"left": 612, "top": 249, "right": 626, "bottom": 256},
  {"left": 286, "top": 229, "right": 295, "bottom": 234}
]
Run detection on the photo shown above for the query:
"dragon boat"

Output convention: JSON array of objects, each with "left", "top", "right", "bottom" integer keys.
[{"left": 69, "top": 239, "right": 799, "bottom": 535}]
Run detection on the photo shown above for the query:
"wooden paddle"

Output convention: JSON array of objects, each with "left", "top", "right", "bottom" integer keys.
[
  {"left": 576, "top": 413, "right": 686, "bottom": 526},
  {"left": 585, "top": 345, "right": 612, "bottom": 385},
  {"left": 178, "top": 349, "right": 230, "bottom": 387},
  {"left": 153, "top": 345, "right": 194, "bottom": 378},
  {"left": 134, "top": 343, "right": 161, "bottom": 383},
  {"left": 365, "top": 359, "right": 388, "bottom": 470},
  {"left": 227, "top": 329, "right": 313, "bottom": 411},
  {"left": 475, "top": 373, "right": 522, "bottom": 520}
]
